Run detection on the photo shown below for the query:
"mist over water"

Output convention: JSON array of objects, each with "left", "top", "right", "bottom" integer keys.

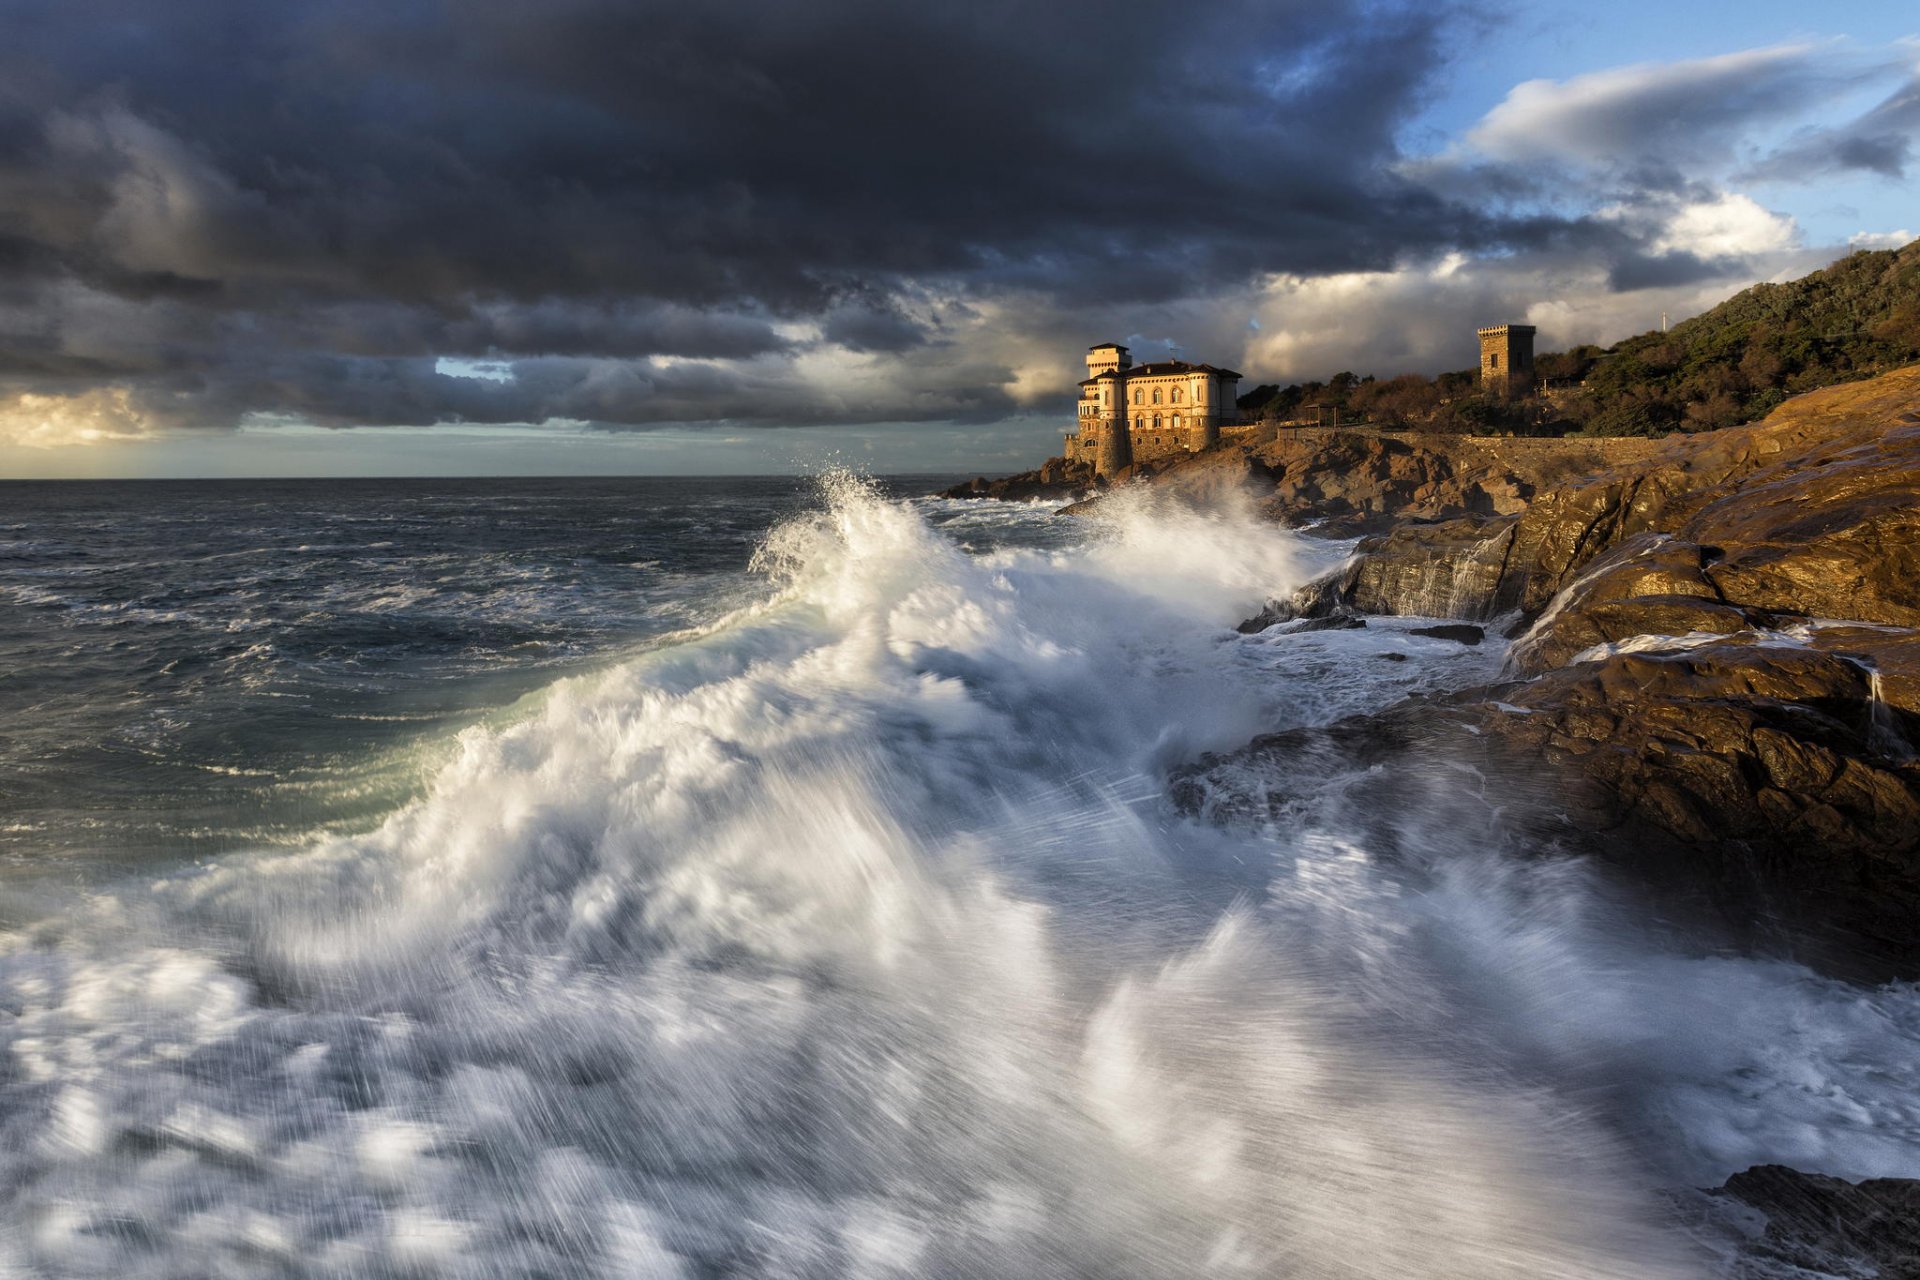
[{"left": 1, "top": 475, "right": 1917, "bottom": 1277}]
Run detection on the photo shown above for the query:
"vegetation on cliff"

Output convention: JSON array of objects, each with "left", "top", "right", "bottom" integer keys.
[{"left": 1234, "top": 238, "right": 1920, "bottom": 437}]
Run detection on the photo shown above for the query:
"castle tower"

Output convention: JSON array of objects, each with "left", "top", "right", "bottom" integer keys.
[
  {"left": 1092, "top": 368, "right": 1132, "bottom": 478},
  {"left": 1087, "top": 342, "right": 1131, "bottom": 379},
  {"left": 1477, "top": 324, "right": 1536, "bottom": 394},
  {"left": 1186, "top": 372, "right": 1219, "bottom": 452}
]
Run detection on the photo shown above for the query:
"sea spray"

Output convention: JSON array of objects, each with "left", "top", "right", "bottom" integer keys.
[{"left": 0, "top": 476, "right": 1914, "bottom": 1276}]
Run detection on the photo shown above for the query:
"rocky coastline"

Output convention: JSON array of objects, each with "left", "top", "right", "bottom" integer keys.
[
  {"left": 950, "top": 364, "right": 1920, "bottom": 1272},
  {"left": 1220, "top": 366, "right": 1920, "bottom": 976},
  {"left": 957, "top": 366, "right": 1920, "bottom": 978}
]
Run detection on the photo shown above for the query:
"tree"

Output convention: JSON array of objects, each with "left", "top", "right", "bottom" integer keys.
[{"left": 1683, "top": 390, "right": 1741, "bottom": 431}]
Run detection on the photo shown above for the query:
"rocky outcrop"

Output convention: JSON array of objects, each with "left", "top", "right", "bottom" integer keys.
[
  {"left": 1341, "top": 516, "right": 1519, "bottom": 620},
  {"left": 1161, "top": 427, "right": 1661, "bottom": 532},
  {"left": 1201, "top": 366, "right": 1920, "bottom": 976},
  {"left": 1713, "top": 1165, "right": 1920, "bottom": 1279},
  {"left": 1467, "top": 373, "right": 1920, "bottom": 965},
  {"left": 1174, "top": 650, "right": 1920, "bottom": 975},
  {"left": 1296, "top": 366, "right": 1920, "bottom": 626},
  {"left": 1018, "top": 426, "right": 1665, "bottom": 530},
  {"left": 1475, "top": 641, "right": 1920, "bottom": 971},
  {"left": 941, "top": 456, "right": 1093, "bottom": 501}
]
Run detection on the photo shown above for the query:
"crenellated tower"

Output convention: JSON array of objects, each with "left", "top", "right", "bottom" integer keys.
[{"left": 1477, "top": 324, "right": 1536, "bottom": 395}]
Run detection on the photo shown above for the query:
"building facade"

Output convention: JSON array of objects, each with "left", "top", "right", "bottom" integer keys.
[
  {"left": 1063, "top": 343, "right": 1242, "bottom": 478},
  {"left": 1477, "top": 323, "right": 1536, "bottom": 395}
]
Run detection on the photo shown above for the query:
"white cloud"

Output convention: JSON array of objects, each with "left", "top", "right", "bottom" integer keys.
[
  {"left": 1462, "top": 41, "right": 1914, "bottom": 188},
  {"left": 1469, "top": 44, "right": 1831, "bottom": 169},
  {"left": 1849, "top": 228, "right": 1915, "bottom": 251},
  {"left": 1644, "top": 193, "right": 1799, "bottom": 259}
]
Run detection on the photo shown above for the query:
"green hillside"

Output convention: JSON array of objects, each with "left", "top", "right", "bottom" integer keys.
[
  {"left": 1562, "top": 237, "right": 1920, "bottom": 434},
  {"left": 1237, "top": 238, "right": 1920, "bottom": 436}
]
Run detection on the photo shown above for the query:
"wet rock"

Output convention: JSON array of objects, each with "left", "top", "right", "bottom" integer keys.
[
  {"left": 1288, "top": 615, "right": 1368, "bottom": 634},
  {"left": 939, "top": 457, "right": 1093, "bottom": 501},
  {"left": 1194, "top": 369, "right": 1920, "bottom": 975},
  {"left": 1408, "top": 624, "right": 1484, "bottom": 645},
  {"left": 1168, "top": 701, "right": 1514, "bottom": 853},
  {"left": 1234, "top": 573, "right": 1352, "bottom": 632},
  {"left": 1714, "top": 1164, "right": 1920, "bottom": 1279},
  {"left": 1338, "top": 516, "right": 1518, "bottom": 620},
  {"left": 1475, "top": 641, "right": 1920, "bottom": 973},
  {"left": 1507, "top": 593, "right": 1766, "bottom": 675},
  {"left": 1236, "top": 607, "right": 1368, "bottom": 635}
]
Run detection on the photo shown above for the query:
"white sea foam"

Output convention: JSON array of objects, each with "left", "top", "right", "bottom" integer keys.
[{"left": 0, "top": 475, "right": 1915, "bottom": 1276}]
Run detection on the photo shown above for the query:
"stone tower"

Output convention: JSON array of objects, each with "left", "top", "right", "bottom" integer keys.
[
  {"left": 1187, "top": 372, "right": 1220, "bottom": 453},
  {"left": 1477, "top": 323, "right": 1536, "bottom": 394},
  {"left": 1092, "top": 368, "right": 1132, "bottom": 478},
  {"left": 1086, "top": 342, "right": 1131, "bottom": 379}
]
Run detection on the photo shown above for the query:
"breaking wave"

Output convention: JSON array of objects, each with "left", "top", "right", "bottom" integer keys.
[{"left": 1, "top": 475, "right": 1916, "bottom": 1277}]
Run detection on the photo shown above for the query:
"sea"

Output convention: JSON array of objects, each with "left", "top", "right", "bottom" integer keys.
[{"left": 0, "top": 473, "right": 1917, "bottom": 1278}]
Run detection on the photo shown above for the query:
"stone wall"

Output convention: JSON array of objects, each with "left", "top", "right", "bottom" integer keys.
[
  {"left": 1245, "top": 424, "right": 1668, "bottom": 472},
  {"left": 1064, "top": 423, "right": 1210, "bottom": 467}
]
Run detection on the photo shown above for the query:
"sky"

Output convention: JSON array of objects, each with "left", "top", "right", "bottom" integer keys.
[{"left": 0, "top": 0, "right": 1913, "bottom": 478}]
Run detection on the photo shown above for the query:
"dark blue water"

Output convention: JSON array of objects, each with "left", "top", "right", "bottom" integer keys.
[{"left": 0, "top": 476, "right": 972, "bottom": 867}]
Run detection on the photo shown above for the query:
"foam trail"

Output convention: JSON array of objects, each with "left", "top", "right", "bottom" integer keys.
[{"left": 0, "top": 475, "right": 1911, "bottom": 1276}]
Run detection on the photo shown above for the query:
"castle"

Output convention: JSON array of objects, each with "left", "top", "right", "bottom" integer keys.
[
  {"left": 1061, "top": 323, "right": 1533, "bottom": 479},
  {"left": 1062, "top": 343, "right": 1242, "bottom": 478}
]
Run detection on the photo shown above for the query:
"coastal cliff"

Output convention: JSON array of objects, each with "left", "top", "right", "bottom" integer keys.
[
  {"left": 1184, "top": 365, "right": 1920, "bottom": 978},
  {"left": 946, "top": 425, "right": 1667, "bottom": 532}
]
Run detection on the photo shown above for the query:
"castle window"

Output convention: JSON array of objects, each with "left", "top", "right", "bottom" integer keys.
[
  {"left": 1134, "top": 389, "right": 1143, "bottom": 405},
  {"left": 1153, "top": 415, "right": 1162, "bottom": 428},
  {"left": 1172, "top": 388, "right": 1182, "bottom": 402},
  {"left": 1172, "top": 415, "right": 1180, "bottom": 428},
  {"left": 1488, "top": 353, "right": 1499, "bottom": 370},
  {"left": 1152, "top": 389, "right": 1163, "bottom": 404}
]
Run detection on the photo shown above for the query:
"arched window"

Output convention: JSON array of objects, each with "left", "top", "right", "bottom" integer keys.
[
  {"left": 1172, "top": 415, "right": 1181, "bottom": 429},
  {"left": 1152, "top": 388, "right": 1163, "bottom": 404},
  {"left": 1172, "top": 387, "right": 1182, "bottom": 403},
  {"left": 1134, "top": 388, "right": 1143, "bottom": 405},
  {"left": 1135, "top": 416, "right": 1144, "bottom": 430},
  {"left": 1153, "top": 414, "right": 1162, "bottom": 428}
]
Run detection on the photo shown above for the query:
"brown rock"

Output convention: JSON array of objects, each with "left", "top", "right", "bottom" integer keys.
[
  {"left": 1337, "top": 515, "right": 1519, "bottom": 619},
  {"left": 938, "top": 457, "right": 1093, "bottom": 501},
  {"left": 1184, "top": 368, "right": 1920, "bottom": 978},
  {"left": 1477, "top": 642, "right": 1920, "bottom": 970}
]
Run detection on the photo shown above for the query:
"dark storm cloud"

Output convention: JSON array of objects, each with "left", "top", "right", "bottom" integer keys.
[
  {"left": 0, "top": 3, "right": 1900, "bottom": 437},
  {"left": 1604, "top": 250, "right": 1727, "bottom": 292},
  {"left": 0, "top": 0, "right": 1508, "bottom": 432},
  {"left": 1743, "top": 70, "right": 1920, "bottom": 183}
]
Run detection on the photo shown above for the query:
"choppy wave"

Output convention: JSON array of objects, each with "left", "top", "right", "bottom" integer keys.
[{"left": 0, "top": 476, "right": 1916, "bottom": 1276}]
